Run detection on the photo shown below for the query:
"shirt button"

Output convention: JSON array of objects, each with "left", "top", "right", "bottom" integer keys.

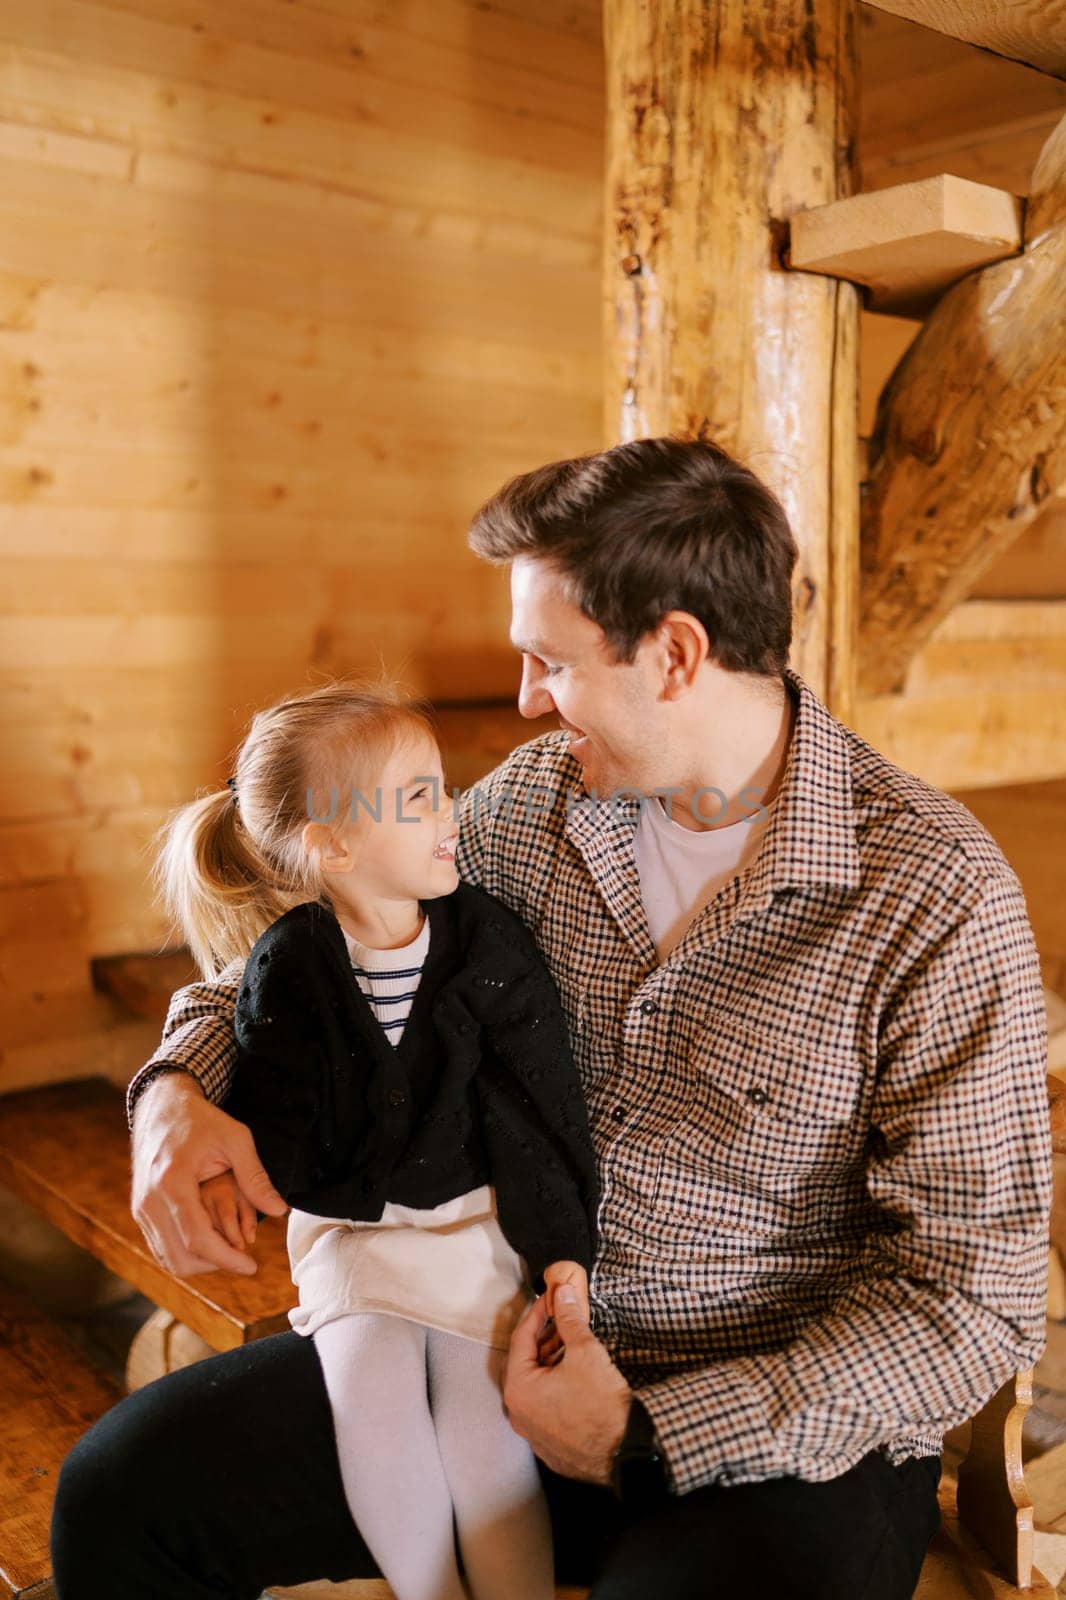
[
  {"left": 388, "top": 1088, "right": 407, "bottom": 1108},
  {"left": 747, "top": 1085, "right": 769, "bottom": 1107},
  {"left": 639, "top": 999, "right": 660, "bottom": 1017}
]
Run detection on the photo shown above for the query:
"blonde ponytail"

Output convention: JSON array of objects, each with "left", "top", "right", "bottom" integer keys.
[{"left": 151, "top": 676, "right": 437, "bottom": 980}]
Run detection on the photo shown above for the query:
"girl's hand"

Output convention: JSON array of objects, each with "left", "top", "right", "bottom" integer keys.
[
  {"left": 199, "top": 1171, "right": 259, "bottom": 1254},
  {"left": 537, "top": 1260, "right": 589, "bottom": 1366}
]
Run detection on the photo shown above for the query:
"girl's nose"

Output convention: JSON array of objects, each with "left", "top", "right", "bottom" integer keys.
[{"left": 438, "top": 783, "right": 458, "bottom": 823}]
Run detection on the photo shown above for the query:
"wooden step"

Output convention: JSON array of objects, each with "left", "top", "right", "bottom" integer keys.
[
  {"left": 91, "top": 949, "right": 198, "bottom": 1025},
  {"left": 0, "top": 1275, "right": 121, "bottom": 1600},
  {"left": 0, "top": 1079, "right": 294, "bottom": 1352},
  {"left": 790, "top": 173, "right": 1024, "bottom": 316},
  {"left": 853, "top": 599, "right": 1066, "bottom": 791},
  {"left": 857, "top": 0, "right": 1066, "bottom": 78}
]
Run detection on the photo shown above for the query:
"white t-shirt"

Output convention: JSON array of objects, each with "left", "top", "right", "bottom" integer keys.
[{"left": 633, "top": 790, "right": 777, "bottom": 963}]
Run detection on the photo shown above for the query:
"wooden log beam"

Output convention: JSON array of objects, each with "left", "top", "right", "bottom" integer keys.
[
  {"left": 603, "top": 0, "right": 861, "bottom": 715},
  {"left": 861, "top": 1, "right": 1066, "bottom": 80},
  {"left": 858, "top": 114, "right": 1066, "bottom": 696},
  {"left": 972, "top": 502, "right": 1066, "bottom": 599}
]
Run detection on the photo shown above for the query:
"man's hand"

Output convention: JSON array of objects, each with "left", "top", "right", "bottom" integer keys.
[
  {"left": 504, "top": 1282, "right": 632, "bottom": 1484},
  {"left": 130, "top": 1072, "right": 288, "bottom": 1277}
]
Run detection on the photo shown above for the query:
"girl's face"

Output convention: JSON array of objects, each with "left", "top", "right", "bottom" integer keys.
[{"left": 326, "top": 733, "right": 460, "bottom": 906}]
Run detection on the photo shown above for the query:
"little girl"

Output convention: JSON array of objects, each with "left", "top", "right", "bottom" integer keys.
[{"left": 152, "top": 677, "right": 599, "bottom": 1600}]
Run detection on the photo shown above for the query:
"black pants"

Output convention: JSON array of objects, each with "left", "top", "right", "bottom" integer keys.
[{"left": 51, "top": 1330, "right": 941, "bottom": 1600}]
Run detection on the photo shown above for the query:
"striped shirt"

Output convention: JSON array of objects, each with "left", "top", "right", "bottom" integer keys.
[
  {"left": 340, "top": 916, "right": 429, "bottom": 1047},
  {"left": 130, "top": 665, "right": 1051, "bottom": 1495}
]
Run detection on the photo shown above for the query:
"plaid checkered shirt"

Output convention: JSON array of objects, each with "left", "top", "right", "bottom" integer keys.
[{"left": 128, "top": 666, "right": 1052, "bottom": 1494}]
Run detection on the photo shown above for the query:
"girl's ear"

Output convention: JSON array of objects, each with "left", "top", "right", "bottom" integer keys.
[{"left": 302, "top": 819, "right": 357, "bottom": 874}]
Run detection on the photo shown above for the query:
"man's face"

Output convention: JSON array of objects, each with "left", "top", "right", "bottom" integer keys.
[{"left": 508, "top": 557, "right": 662, "bottom": 796}]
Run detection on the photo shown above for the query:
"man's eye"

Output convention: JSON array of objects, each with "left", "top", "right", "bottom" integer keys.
[{"left": 543, "top": 663, "right": 563, "bottom": 677}]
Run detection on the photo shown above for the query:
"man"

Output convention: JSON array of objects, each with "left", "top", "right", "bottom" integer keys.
[{"left": 53, "top": 437, "right": 1050, "bottom": 1599}]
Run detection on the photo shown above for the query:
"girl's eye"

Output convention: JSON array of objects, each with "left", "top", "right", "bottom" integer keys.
[
  {"left": 543, "top": 663, "right": 563, "bottom": 677},
  {"left": 410, "top": 787, "right": 427, "bottom": 801}
]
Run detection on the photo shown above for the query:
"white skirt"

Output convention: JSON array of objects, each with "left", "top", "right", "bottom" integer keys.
[{"left": 286, "top": 1184, "right": 533, "bottom": 1351}]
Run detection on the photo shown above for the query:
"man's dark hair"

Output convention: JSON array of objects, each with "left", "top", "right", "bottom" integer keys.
[{"left": 468, "top": 436, "right": 798, "bottom": 677}]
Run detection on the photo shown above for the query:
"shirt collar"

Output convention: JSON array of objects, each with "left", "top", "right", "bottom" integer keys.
[
  {"left": 563, "top": 665, "right": 861, "bottom": 937},
  {"left": 738, "top": 666, "right": 862, "bottom": 902}
]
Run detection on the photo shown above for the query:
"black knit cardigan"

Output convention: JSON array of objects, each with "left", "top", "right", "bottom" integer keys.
[{"left": 223, "top": 882, "right": 600, "bottom": 1285}]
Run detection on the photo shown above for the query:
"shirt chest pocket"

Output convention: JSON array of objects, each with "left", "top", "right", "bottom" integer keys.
[{"left": 653, "top": 1015, "right": 868, "bottom": 1238}]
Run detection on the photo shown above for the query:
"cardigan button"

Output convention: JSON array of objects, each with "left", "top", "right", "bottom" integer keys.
[
  {"left": 639, "top": 999, "right": 660, "bottom": 1017},
  {"left": 388, "top": 1088, "right": 407, "bottom": 1108},
  {"left": 747, "top": 1085, "right": 769, "bottom": 1107}
]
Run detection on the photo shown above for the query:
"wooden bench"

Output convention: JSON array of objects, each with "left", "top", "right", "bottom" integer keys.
[
  {"left": 0, "top": 1078, "right": 295, "bottom": 1357},
  {"left": 0, "top": 1276, "right": 121, "bottom": 1600}
]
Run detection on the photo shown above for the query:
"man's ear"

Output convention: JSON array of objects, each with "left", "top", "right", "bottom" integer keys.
[
  {"left": 301, "top": 819, "right": 356, "bottom": 874},
  {"left": 658, "top": 611, "right": 710, "bottom": 700}
]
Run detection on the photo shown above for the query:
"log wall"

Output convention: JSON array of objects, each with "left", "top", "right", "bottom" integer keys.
[{"left": 0, "top": 0, "right": 604, "bottom": 1087}]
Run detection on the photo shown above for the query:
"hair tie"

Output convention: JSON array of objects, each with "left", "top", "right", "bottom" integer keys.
[{"left": 226, "top": 776, "right": 239, "bottom": 809}]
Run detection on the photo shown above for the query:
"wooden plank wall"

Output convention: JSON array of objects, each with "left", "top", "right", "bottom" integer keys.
[
  {"left": 0, "top": 0, "right": 604, "bottom": 1089},
  {"left": 0, "top": 2, "right": 1063, "bottom": 1092}
]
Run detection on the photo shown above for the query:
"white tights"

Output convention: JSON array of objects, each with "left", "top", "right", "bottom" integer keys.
[{"left": 312, "top": 1313, "right": 554, "bottom": 1600}]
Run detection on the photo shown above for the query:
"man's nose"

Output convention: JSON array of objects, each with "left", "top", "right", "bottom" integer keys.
[{"left": 517, "top": 659, "right": 554, "bottom": 720}]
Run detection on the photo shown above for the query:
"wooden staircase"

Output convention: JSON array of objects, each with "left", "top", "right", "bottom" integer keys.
[{"left": 790, "top": 116, "right": 1066, "bottom": 786}]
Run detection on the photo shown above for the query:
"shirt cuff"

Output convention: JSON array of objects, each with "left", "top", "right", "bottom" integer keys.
[
  {"left": 636, "top": 1356, "right": 785, "bottom": 1496},
  {"left": 125, "top": 1062, "right": 201, "bottom": 1130}
]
